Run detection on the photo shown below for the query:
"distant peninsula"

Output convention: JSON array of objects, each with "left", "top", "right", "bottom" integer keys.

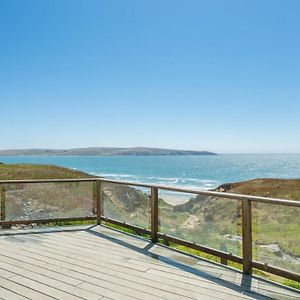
[{"left": 0, "top": 147, "right": 217, "bottom": 156}]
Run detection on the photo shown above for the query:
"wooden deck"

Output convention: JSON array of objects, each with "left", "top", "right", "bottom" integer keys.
[{"left": 0, "top": 225, "right": 298, "bottom": 300}]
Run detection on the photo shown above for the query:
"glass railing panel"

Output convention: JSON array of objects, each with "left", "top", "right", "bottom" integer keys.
[
  {"left": 252, "top": 202, "right": 300, "bottom": 273},
  {"left": 159, "top": 191, "right": 242, "bottom": 256},
  {"left": 102, "top": 182, "right": 150, "bottom": 229},
  {"left": 1, "top": 182, "right": 95, "bottom": 221}
]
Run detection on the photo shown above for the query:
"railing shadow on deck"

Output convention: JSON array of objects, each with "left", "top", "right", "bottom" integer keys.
[
  {"left": 0, "top": 222, "right": 299, "bottom": 299},
  {"left": 84, "top": 224, "right": 297, "bottom": 300}
]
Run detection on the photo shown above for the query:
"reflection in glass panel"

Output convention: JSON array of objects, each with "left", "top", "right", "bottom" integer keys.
[
  {"left": 159, "top": 191, "right": 242, "bottom": 256},
  {"left": 252, "top": 202, "right": 300, "bottom": 273},
  {"left": 3, "top": 182, "right": 94, "bottom": 220},
  {"left": 102, "top": 183, "right": 150, "bottom": 229}
]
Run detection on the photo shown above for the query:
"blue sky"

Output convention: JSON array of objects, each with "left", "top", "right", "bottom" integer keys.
[{"left": 0, "top": 0, "right": 299, "bottom": 153}]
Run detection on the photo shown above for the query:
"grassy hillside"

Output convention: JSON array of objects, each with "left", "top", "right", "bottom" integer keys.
[
  {"left": 167, "top": 178, "right": 300, "bottom": 276},
  {"left": 0, "top": 164, "right": 152, "bottom": 227},
  {"left": 214, "top": 179, "right": 300, "bottom": 267},
  {"left": 0, "top": 164, "right": 95, "bottom": 221},
  {"left": 216, "top": 178, "right": 300, "bottom": 200},
  {"left": 102, "top": 183, "right": 150, "bottom": 228},
  {"left": 0, "top": 163, "right": 93, "bottom": 180}
]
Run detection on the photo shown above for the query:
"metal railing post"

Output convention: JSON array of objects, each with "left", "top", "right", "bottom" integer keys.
[
  {"left": 96, "top": 180, "right": 102, "bottom": 225},
  {"left": 151, "top": 187, "right": 158, "bottom": 243},
  {"left": 242, "top": 199, "right": 252, "bottom": 274}
]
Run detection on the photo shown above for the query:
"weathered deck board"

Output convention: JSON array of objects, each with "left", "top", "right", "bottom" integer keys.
[
  {"left": 0, "top": 235, "right": 244, "bottom": 299},
  {"left": 0, "top": 225, "right": 298, "bottom": 300}
]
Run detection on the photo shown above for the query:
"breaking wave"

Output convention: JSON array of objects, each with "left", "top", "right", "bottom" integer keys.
[{"left": 91, "top": 172, "right": 219, "bottom": 190}]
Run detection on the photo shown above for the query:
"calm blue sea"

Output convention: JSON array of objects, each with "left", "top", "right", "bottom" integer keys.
[{"left": 1, "top": 154, "right": 300, "bottom": 190}]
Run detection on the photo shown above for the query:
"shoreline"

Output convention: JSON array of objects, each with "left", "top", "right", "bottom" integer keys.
[{"left": 159, "top": 192, "right": 194, "bottom": 205}]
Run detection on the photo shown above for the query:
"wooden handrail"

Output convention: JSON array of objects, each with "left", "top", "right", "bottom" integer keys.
[
  {"left": 0, "top": 178, "right": 98, "bottom": 184},
  {"left": 0, "top": 177, "right": 299, "bottom": 207},
  {"left": 0, "top": 177, "right": 299, "bottom": 282}
]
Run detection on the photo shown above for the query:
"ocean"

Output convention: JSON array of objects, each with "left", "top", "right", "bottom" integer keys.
[{"left": 1, "top": 154, "right": 300, "bottom": 190}]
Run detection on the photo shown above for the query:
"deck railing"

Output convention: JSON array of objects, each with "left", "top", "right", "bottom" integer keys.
[{"left": 0, "top": 178, "right": 299, "bottom": 282}]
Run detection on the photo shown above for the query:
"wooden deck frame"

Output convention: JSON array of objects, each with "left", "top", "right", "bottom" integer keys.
[
  {"left": 0, "top": 178, "right": 299, "bottom": 282},
  {"left": 0, "top": 216, "right": 97, "bottom": 226}
]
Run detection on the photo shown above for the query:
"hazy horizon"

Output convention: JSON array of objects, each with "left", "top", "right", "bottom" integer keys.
[{"left": 0, "top": 146, "right": 299, "bottom": 155}]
